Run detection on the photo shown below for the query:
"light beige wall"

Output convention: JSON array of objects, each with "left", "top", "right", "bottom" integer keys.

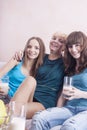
[{"left": 0, "top": 0, "right": 87, "bottom": 61}]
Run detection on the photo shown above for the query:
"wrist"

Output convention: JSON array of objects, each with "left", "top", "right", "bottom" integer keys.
[{"left": 81, "top": 91, "right": 87, "bottom": 99}]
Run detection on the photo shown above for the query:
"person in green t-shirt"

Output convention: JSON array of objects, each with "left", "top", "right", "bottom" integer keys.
[{"left": 12, "top": 32, "right": 67, "bottom": 119}]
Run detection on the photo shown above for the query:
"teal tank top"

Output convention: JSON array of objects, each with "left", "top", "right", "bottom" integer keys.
[{"left": 7, "top": 62, "right": 26, "bottom": 97}]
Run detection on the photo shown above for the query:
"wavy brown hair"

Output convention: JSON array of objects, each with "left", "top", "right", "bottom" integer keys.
[
  {"left": 63, "top": 31, "right": 87, "bottom": 76},
  {"left": 23, "top": 37, "right": 45, "bottom": 77}
]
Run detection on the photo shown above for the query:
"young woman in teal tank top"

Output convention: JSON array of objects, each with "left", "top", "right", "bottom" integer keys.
[{"left": 0, "top": 37, "right": 45, "bottom": 104}]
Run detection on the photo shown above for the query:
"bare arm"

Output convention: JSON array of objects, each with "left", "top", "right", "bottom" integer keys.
[
  {"left": 57, "top": 94, "right": 66, "bottom": 107},
  {"left": 0, "top": 57, "right": 19, "bottom": 78}
]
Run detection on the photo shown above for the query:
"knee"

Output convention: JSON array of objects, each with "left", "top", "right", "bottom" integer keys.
[
  {"left": 26, "top": 76, "right": 36, "bottom": 88},
  {"left": 30, "top": 110, "right": 52, "bottom": 130},
  {"left": 32, "top": 111, "right": 46, "bottom": 123},
  {"left": 31, "top": 111, "right": 46, "bottom": 127},
  {"left": 60, "top": 120, "right": 77, "bottom": 130},
  {"left": 27, "top": 76, "right": 36, "bottom": 83},
  {"left": 61, "top": 125, "right": 75, "bottom": 130}
]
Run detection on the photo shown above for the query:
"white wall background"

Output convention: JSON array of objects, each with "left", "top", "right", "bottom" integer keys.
[{"left": 0, "top": 0, "right": 87, "bottom": 61}]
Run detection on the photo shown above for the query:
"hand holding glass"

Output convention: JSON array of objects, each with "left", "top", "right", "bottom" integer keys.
[{"left": 0, "top": 76, "right": 9, "bottom": 95}]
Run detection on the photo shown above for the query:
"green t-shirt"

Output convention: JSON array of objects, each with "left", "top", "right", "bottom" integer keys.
[{"left": 34, "top": 54, "right": 65, "bottom": 108}]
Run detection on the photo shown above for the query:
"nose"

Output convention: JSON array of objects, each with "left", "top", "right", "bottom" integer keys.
[
  {"left": 30, "top": 47, "right": 35, "bottom": 51},
  {"left": 28, "top": 47, "right": 35, "bottom": 53},
  {"left": 71, "top": 45, "right": 77, "bottom": 52},
  {"left": 53, "top": 39, "right": 61, "bottom": 45},
  {"left": 55, "top": 38, "right": 59, "bottom": 43}
]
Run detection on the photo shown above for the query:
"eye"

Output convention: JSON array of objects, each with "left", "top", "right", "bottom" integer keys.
[
  {"left": 68, "top": 45, "right": 72, "bottom": 48},
  {"left": 35, "top": 46, "right": 40, "bottom": 50},
  {"left": 52, "top": 36, "right": 57, "bottom": 40},
  {"left": 75, "top": 43, "right": 80, "bottom": 47},
  {"left": 59, "top": 39, "right": 64, "bottom": 43},
  {"left": 27, "top": 45, "right": 32, "bottom": 48}
]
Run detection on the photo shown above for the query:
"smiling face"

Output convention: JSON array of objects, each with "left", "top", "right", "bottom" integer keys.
[
  {"left": 68, "top": 43, "right": 81, "bottom": 59},
  {"left": 49, "top": 32, "right": 66, "bottom": 55},
  {"left": 64, "top": 31, "right": 87, "bottom": 75},
  {"left": 25, "top": 39, "right": 40, "bottom": 60},
  {"left": 66, "top": 31, "right": 85, "bottom": 61}
]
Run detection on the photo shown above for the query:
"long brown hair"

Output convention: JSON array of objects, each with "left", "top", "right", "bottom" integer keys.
[
  {"left": 63, "top": 31, "right": 87, "bottom": 75},
  {"left": 23, "top": 37, "right": 45, "bottom": 77}
]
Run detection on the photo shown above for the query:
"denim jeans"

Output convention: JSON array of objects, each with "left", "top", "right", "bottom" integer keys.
[{"left": 30, "top": 106, "right": 87, "bottom": 130}]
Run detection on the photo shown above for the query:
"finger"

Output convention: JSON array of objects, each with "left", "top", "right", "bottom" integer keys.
[
  {"left": 63, "top": 87, "right": 70, "bottom": 90},
  {"left": 68, "top": 96, "right": 74, "bottom": 100},
  {"left": 15, "top": 52, "right": 20, "bottom": 60},
  {"left": 19, "top": 51, "right": 23, "bottom": 60},
  {"left": 14, "top": 51, "right": 22, "bottom": 61},
  {"left": 0, "top": 92, "right": 4, "bottom": 95},
  {"left": 13, "top": 52, "right": 18, "bottom": 60},
  {"left": 71, "top": 86, "right": 76, "bottom": 90},
  {"left": 0, "top": 89, "right": 4, "bottom": 93},
  {"left": 63, "top": 91, "right": 74, "bottom": 98},
  {"left": 20, "top": 50, "right": 23, "bottom": 56},
  {"left": 63, "top": 95, "right": 72, "bottom": 100},
  {"left": 69, "top": 90, "right": 74, "bottom": 94}
]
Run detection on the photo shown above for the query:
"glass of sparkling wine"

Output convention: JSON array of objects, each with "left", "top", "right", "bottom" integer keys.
[
  {"left": 8, "top": 101, "right": 26, "bottom": 130},
  {"left": 63, "top": 76, "right": 72, "bottom": 98}
]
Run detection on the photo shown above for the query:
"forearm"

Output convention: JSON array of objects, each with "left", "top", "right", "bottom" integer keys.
[
  {"left": 0, "top": 58, "right": 19, "bottom": 78},
  {"left": 80, "top": 90, "right": 87, "bottom": 99},
  {"left": 57, "top": 94, "right": 66, "bottom": 107}
]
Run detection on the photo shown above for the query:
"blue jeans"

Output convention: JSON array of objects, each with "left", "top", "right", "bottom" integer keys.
[{"left": 30, "top": 106, "right": 87, "bottom": 130}]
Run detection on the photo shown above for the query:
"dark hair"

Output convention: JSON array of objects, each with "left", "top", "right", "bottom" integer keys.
[
  {"left": 23, "top": 37, "right": 45, "bottom": 77},
  {"left": 63, "top": 31, "right": 87, "bottom": 75}
]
